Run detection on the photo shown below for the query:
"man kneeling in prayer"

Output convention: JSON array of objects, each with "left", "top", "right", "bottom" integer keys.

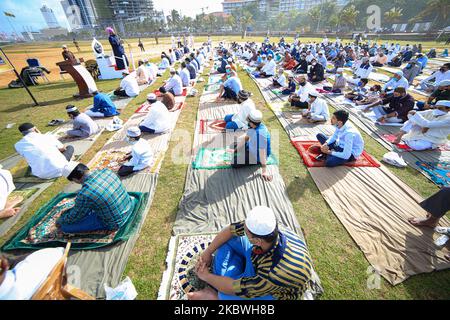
[
  {"left": 15, "top": 123, "right": 74, "bottom": 180},
  {"left": 85, "top": 91, "right": 119, "bottom": 118},
  {"left": 230, "top": 110, "right": 273, "bottom": 182},
  {"left": 187, "top": 206, "right": 313, "bottom": 300},
  {"left": 315, "top": 110, "right": 365, "bottom": 167},
  {"left": 57, "top": 162, "right": 135, "bottom": 233},
  {"left": 117, "top": 127, "right": 153, "bottom": 177},
  {"left": 302, "top": 91, "right": 330, "bottom": 123},
  {"left": 139, "top": 93, "right": 172, "bottom": 134},
  {"left": 393, "top": 100, "right": 450, "bottom": 150},
  {"left": 65, "top": 105, "right": 99, "bottom": 138},
  {"left": 224, "top": 90, "right": 256, "bottom": 130}
]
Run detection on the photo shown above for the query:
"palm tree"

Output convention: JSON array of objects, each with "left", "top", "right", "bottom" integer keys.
[
  {"left": 240, "top": 13, "right": 254, "bottom": 39},
  {"left": 339, "top": 5, "right": 359, "bottom": 30},
  {"left": 413, "top": 0, "right": 449, "bottom": 28},
  {"left": 384, "top": 7, "right": 404, "bottom": 24},
  {"left": 308, "top": 6, "right": 321, "bottom": 31},
  {"left": 226, "top": 15, "right": 236, "bottom": 31}
]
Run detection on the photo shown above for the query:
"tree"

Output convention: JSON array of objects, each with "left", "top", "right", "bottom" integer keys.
[
  {"left": 240, "top": 13, "right": 254, "bottom": 39},
  {"left": 384, "top": 7, "right": 404, "bottom": 24},
  {"left": 413, "top": 0, "right": 450, "bottom": 29},
  {"left": 308, "top": 6, "right": 321, "bottom": 31},
  {"left": 339, "top": 5, "right": 359, "bottom": 30}
]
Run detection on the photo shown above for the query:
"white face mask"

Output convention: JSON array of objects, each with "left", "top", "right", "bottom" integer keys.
[
  {"left": 126, "top": 137, "right": 138, "bottom": 145},
  {"left": 433, "top": 109, "right": 447, "bottom": 117}
]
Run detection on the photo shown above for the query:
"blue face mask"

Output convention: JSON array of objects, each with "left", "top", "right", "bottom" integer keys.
[{"left": 358, "top": 81, "right": 363, "bottom": 86}]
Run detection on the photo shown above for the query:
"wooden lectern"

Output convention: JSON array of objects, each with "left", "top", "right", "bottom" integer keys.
[{"left": 56, "top": 58, "right": 98, "bottom": 99}]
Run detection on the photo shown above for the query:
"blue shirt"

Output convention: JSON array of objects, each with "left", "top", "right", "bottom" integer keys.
[
  {"left": 92, "top": 93, "right": 119, "bottom": 117},
  {"left": 327, "top": 122, "right": 364, "bottom": 160},
  {"left": 223, "top": 76, "right": 243, "bottom": 95},
  {"left": 246, "top": 123, "right": 271, "bottom": 163},
  {"left": 417, "top": 56, "right": 428, "bottom": 69}
]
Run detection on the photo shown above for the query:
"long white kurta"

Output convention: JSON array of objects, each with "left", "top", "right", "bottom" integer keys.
[
  {"left": 14, "top": 132, "right": 68, "bottom": 179},
  {"left": 124, "top": 139, "right": 153, "bottom": 171},
  {"left": 0, "top": 248, "right": 64, "bottom": 300},
  {"left": 0, "top": 169, "right": 15, "bottom": 210}
]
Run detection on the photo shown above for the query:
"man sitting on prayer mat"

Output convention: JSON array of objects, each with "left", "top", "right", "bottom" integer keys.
[
  {"left": 65, "top": 105, "right": 99, "bottom": 138},
  {"left": 57, "top": 162, "right": 135, "bottom": 233},
  {"left": 139, "top": 93, "right": 172, "bottom": 134},
  {"left": 308, "top": 58, "right": 325, "bottom": 84},
  {"left": 408, "top": 187, "right": 450, "bottom": 261},
  {"left": 416, "top": 80, "right": 450, "bottom": 111},
  {"left": 289, "top": 75, "right": 315, "bottom": 109},
  {"left": 15, "top": 123, "right": 74, "bottom": 179},
  {"left": 272, "top": 68, "right": 287, "bottom": 88},
  {"left": 187, "top": 206, "right": 313, "bottom": 300},
  {"left": 224, "top": 90, "right": 256, "bottom": 130},
  {"left": 344, "top": 78, "right": 369, "bottom": 102},
  {"left": 258, "top": 55, "right": 276, "bottom": 78},
  {"left": 136, "top": 59, "right": 150, "bottom": 85},
  {"left": 159, "top": 88, "right": 176, "bottom": 111},
  {"left": 322, "top": 68, "right": 347, "bottom": 94},
  {"left": 180, "top": 62, "right": 191, "bottom": 87},
  {"left": 0, "top": 247, "right": 65, "bottom": 299},
  {"left": 315, "top": 110, "right": 365, "bottom": 167},
  {"left": 230, "top": 110, "right": 273, "bottom": 182},
  {"left": 393, "top": 100, "right": 450, "bottom": 150},
  {"left": 118, "top": 127, "right": 153, "bottom": 177},
  {"left": 85, "top": 91, "right": 120, "bottom": 118},
  {"left": 217, "top": 69, "right": 243, "bottom": 102},
  {"left": 418, "top": 63, "right": 450, "bottom": 93},
  {"left": 302, "top": 91, "right": 330, "bottom": 123},
  {"left": 382, "top": 71, "right": 410, "bottom": 95},
  {"left": 0, "top": 168, "right": 22, "bottom": 219},
  {"left": 160, "top": 68, "right": 183, "bottom": 96},
  {"left": 364, "top": 87, "right": 415, "bottom": 124},
  {"left": 114, "top": 71, "right": 140, "bottom": 98}
]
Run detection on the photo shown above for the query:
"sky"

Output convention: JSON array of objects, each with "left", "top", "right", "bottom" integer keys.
[{"left": 0, "top": 0, "right": 223, "bottom": 36}]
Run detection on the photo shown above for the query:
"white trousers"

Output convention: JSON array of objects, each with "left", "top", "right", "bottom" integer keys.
[
  {"left": 401, "top": 121, "right": 434, "bottom": 150},
  {"left": 85, "top": 110, "right": 105, "bottom": 118}
]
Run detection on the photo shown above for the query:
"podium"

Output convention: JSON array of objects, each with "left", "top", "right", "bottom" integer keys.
[{"left": 56, "top": 59, "right": 98, "bottom": 99}]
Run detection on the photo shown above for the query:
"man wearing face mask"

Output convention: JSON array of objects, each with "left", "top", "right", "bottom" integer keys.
[
  {"left": 315, "top": 110, "right": 365, "bottom": 167},
  {"left": 393, "top": 100, "right": 450, "bottom": 150},
  {"left": 382, "top": 71, "right": 409, "bottom": 95},
  {"left": 217, "top": 69, "right": 242, "bottom": 102},
  {"left": 302, "top": 91, "right": 330, "bottom": 123},
  {"left": 419, "top": 63, "right": 450, "bottom": 93},
  {"left": 117, "top": 127, "right": 153, "bottom": 177},
  {"left": 224, "top": 90, "right": 256, "bottom": 130},
  {"left": 308, "top": 58, "right": 325, "bottom": 83},
  {"left": 187, "top": 206, "right": 313, "bottom": 300},
  {"left": 402, "top": 59, "right": 422, "bottom": 85},
  {"left": 417, "top": 80, "right": 450, "bottom": 111},
  {"left": 364, "top": 87, "right": 415, "bottom": 124},
  {"left": 348, "top": 57, "right": 373, "bottom": 85},
  {"left": 15, "top": 123, "right": 73, "bottom": 179},
  {"left": 293, "top": 54, "right": 308, "bottom": 74},
  {"left": 259, "top": 55, "right": 276, "bottom": 78},
  {"left": 289, "top": 75, "right": 315, "bottom": 108}
]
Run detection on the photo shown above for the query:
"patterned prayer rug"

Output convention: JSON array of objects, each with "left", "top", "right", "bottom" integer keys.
[
  {"left": 415, "top": 161, "right": 450, "bottom": 187},
  {"left": 89, "top": 149, "right": 164, "bottom": 175},
  {"left": 192, "top": 147, "right": 278, "bottom": 170},
  {"left": 198, "top": 119, "right": 228, "bottom": 134},
  {"left": 154, "top": 88, "right": 188, "bottom": 97},
  {"left": 1, "top": 192, "right": 148, "bottom": 251},
  {"left": 204, "top": 83, "right": 221, "bottom": 93},
  {"left": 135, "top": 102, "right": 184, "bottom": 114},
  {"left": 158, "top": 233, "right": 216, "bottom": 300},
  {"left": 9, "top": 188, "right": 39, "bottom": 203},
  {"left": 291, "top": 141, "right": 381, "bottom": 168}
]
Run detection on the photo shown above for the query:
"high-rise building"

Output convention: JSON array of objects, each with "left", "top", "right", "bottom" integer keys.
[
  {"left": 223, "top": 0, "right": 350, "bottom": 14},
  {"left": 109, "top": 0, "right": 154, "bottom": 23},
  {"left": 61, "top": 0, "right": 98, "bottom": 29},
  {"left": 40, "top": 5, "right": 61, "bottom": 29}
]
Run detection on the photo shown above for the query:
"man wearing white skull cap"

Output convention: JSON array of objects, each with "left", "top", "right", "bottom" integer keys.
[{"left": 187, "top": 206, "right": 313, "bottom": 300}]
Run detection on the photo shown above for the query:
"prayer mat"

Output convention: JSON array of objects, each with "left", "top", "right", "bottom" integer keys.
[
  {"left": 192, "top": 147, "right": 278, "bottom": 170},
  {"left": 89, "top": 149, "right": 164, "bottom": 175},
  {"left": 135, "top": 102, "right": 184, "bottom": 114},
  {"left": 415, "top": 161, "right": 450, "bottom": 187},
  {"left": 204, "top": 83, "right": 221, "bottom": 93},
  {"left": 199, "top": 119, "right": 228, "bottom": 134},
  {"left": 1, "top": 191, "right": 148, "bottom": 251},
  {"left": 291, "top": 141, "right": 380, "bottom": 168},
  {"left": 383, "top": 134, "right": 414, "bottom": 151},
  {"left": 9, "top": 188, "right": 39, "bottom": 203},
  {"left": 155, "top": 88, "right": 188, "bottom": 97},
  {"left": 158, "top": 233, "right": 216, "bottom": 300}
]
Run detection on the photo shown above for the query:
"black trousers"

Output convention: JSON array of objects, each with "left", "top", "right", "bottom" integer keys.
[
  {"left": 114, "top": 89, "right": 129, "bottom": 97},
  {"left": 420, "top": 187, "right": 450, "bottom": 219},
  {"left": 231, "top": 143, "right": 259, "bottom": 168},
  {"left": 291, "top": 100, "right": 309, "bottom": 108},
  {"left": 62, "top": 145, "right": 74, "bottom": 161},
  {"left": 118, "top": 165, "right": 135, "bottom": 177}
]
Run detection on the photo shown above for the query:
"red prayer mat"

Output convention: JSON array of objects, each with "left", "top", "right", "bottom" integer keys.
[
  {"left": 382, "top": 134, "right": 414, "bottom": 151},
  {"left": 291, "top": 140, "right": 381, "bottom": 168},
  {"left": 154, "top": 88, "right": 188, "bottom": 97},
  {"left": 199, "top": 119, "right": 227, "bottom": 134},
  {"left": 135, "top": 102, "right": 185, "bottom": 114}
]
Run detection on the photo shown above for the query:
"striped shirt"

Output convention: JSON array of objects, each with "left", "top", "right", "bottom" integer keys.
[
  {"left": 58, "top": 169, "right": 133, "bottom": 230},
  {"left": 230, "top": 221, "right": 313, "bottom": 300}
]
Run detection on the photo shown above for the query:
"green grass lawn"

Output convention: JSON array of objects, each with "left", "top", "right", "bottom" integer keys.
[{"left": 0, "top": 45, "right": 449, "bottom": 299}]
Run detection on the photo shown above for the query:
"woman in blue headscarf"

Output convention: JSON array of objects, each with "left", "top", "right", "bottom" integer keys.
[{"left": 106, "top": 27, "right": 129, "bottom": 70}]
